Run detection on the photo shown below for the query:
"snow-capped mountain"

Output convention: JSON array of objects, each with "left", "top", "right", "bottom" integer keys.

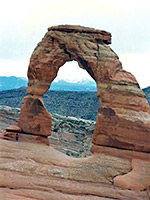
[{"left": 51, "top": 78, "right": 97, "bottom": 91}]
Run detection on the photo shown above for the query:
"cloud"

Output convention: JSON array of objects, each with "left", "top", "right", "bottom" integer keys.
[
  {"left": 1, "top": 0, "right": 150, "bottom": 58},
  {"left": 119, "top": 52, "right": 150, "bottom": 88},
  {"left": 0, "top": 0, "right": 150, "bottom": 87},
  {"left": 55, "top": 61, "right": 94, "bottom": 82},
  {"left": 0, "top": 59, "right": 28, "bottom": 77}
]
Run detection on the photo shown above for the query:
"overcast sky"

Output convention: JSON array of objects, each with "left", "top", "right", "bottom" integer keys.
[{"left": 0, "top": 0, "right": 150, "bottom": 88}]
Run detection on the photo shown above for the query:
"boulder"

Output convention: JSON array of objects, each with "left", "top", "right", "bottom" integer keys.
[{"left": 19, "top": 96, "right": 52, "bottom": 136}]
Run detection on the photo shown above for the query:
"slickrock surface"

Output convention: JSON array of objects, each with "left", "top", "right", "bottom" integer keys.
[{"left": 0, "top": 139, "right": 150, "bottom": 200}]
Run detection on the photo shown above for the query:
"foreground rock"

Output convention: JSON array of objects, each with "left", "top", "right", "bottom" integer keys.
[{"left": 0, "top": 139, "right": 150, "bottom": 200}]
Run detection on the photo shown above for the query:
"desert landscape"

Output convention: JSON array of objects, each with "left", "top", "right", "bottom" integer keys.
[{"left": 0, "top": 25, "right": 150, "bottom": 200}]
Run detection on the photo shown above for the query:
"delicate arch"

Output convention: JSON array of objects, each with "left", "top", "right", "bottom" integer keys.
[{"left": 19, "top": 25, "right": 150, "bottom": 153}]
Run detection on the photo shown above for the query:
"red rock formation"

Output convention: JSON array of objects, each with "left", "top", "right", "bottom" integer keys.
[
  {"left": 114, "top": 159, "right": 150, "bottom": 190},
  {"left": 1, "top": 25, "right": 150, "bottom": 198},
  {"left": 19, "top": 24, "right": 150, "bottom": 153}
]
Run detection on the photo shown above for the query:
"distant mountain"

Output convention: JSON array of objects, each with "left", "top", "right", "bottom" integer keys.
[
  {"left": 0, "top": 76, "right": 97, "bottom": 91},
  {"left": 0, "top": 76, "right": 28, "bottom": 90},
  {"left": 143, "top": 86, "right": 150, "bottom": 103},
  {"left": 50, "top": 79, "right": 97, "bottom": 91}
]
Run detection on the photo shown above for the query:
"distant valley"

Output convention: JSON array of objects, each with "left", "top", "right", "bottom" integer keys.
[
  {"left": 0, "top": 86, "right": 150, "bottom": 121},
  {"left": 0, "top": 87, "right": 99, "bottom": 121}
]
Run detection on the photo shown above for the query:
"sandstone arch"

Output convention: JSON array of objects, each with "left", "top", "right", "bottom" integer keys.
[{"left": 19, "top": 25, "right": 150, "bottom": 153}]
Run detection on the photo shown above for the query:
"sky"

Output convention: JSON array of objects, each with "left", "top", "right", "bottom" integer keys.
[{"left": 0, "top": 0, "right": 150, "bottom": 88}]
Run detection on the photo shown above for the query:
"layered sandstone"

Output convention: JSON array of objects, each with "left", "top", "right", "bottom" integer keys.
[
  {"left": 19, "top": 24, "right": 150, "bottom": 153},
  {"left": 0, "top": 139, "right": 150, "bottom": 200}
]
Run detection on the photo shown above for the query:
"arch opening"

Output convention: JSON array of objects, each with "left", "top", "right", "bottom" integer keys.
[
  {"left": 52, "top": 60, "right": 95, "bottom": 84},
  {"left": 42, "top": 61, "right": 99, "bottom": 158}
]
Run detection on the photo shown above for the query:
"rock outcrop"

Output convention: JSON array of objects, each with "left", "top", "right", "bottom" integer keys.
[
  {"left": 1, "top": 25, "right": 150, "bottom": 199},
  {"left": 50, "top": 113, "right": 95, "bottom": 157}
]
